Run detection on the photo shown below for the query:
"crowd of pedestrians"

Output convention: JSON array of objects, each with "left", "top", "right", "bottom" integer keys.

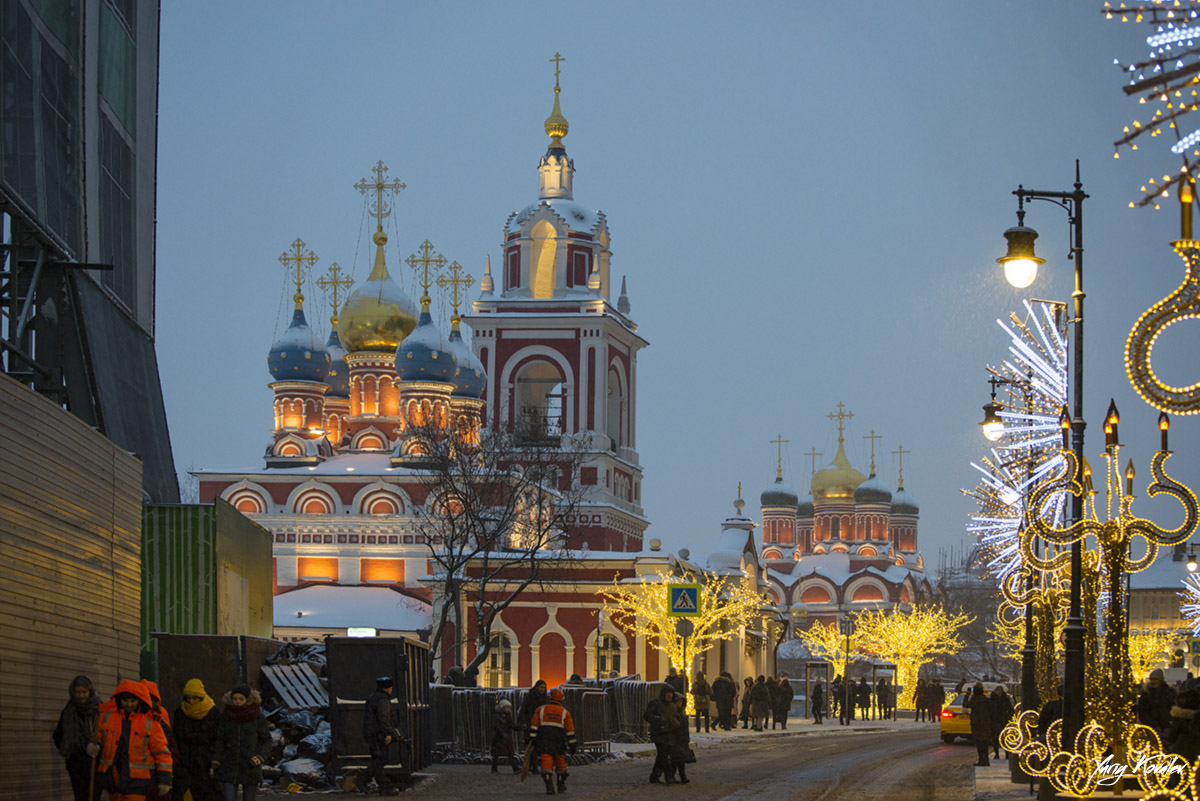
[{"left": 53, "top": 675, "right": 272, "bottom": 801}]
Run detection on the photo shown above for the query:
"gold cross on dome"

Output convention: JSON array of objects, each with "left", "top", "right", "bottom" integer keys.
[
  {"left": 278, "top": 238, "right": 318, "bottom": 309},
  {"left": 316, "top": 262, "right": 353, "bottom": 326},
  {"left": 891, "top": 444, "right": 911, "bottom": 488},
  {"left": 863, "top": 429, "right": 883, "bottom": 473},
  {"left": 436, "top": 260, "right": 474, "bottom": 325},
  {"left": 805, "top": 447, "right": 823, "bottom": 477},
  {"left": 354, "top": 160, "right": 406, "bottom": 233},
  {"left": 406, "top": 240, "right": 447, "bottom": 309},
  {"left": 828, "top": 402, "right": 854, "bottom": 436},
  {"left": 550, "top": 52, "right": 565, "bottom": 90},
  {"left": 771, "top": 433, "right": 789, "bottom": 480}
]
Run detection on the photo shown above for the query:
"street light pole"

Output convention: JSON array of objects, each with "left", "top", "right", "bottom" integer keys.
[{"left": 1008, "top": 162, "right": 1088, "bottom": 744}]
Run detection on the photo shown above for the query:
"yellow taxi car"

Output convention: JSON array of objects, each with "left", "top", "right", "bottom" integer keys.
[
  {"left": 939, "top": 682, "right": 1008, "bottom": 744},
  {"left": 939, "top": 692, "right": 972, "bottom": 743}
]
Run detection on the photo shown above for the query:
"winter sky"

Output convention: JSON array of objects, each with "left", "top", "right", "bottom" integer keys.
[{"left": 157, "top": 2, "right": 1200, "bottom": 571}]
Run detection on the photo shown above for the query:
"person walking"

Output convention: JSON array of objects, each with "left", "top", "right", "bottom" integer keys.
[
  {"left": 857, "top": 678, "right": 871, "bottom": 720},
  {"left": 172, "top": 678, "right": 220, "bottom": 801},
  {"left": 665, "top": 666, "right": 688, "bottom": 698},
  {"left": 774, "top": 675, "right": 794, "bottom": 730},
  {"left": 1138, "top": 668, "right": 1178, "bottom": 738},
  {"left": 765, "top": 677, "right": 780, "bottom": 730},
  {"left": 53, "top": 675, "right": 100, "bottom": 801},
  {"left": 750, "top": 676, "right": 770, "bottom": 732},
  {"left": 811, "top": 678, "right": 825, "bottom": 725},
  {"left": 643, "top": 685, "right": 680, "bottom": 785},
  {"left": 519, "top": 680, "right": 549, "bottom": 748},
  {"left": 669, "top": 692, "right": 693, "bottom": 785},
  {"left": 930, "top": 680, "right": 946, "bottom": 723},
  {"left": 528, "top": 687, "right": 576, "bottom": 795},
  {"left": 142, "top": 682, "right": 177, "bottom": 801},
  {"left": 967, "top": 683, "right": 993, "bottom": 767},
  {"left": 988, "top": 686, "right": 1015, "bottom": 760},
  {"left": 88, "top": 679, "right": 173, "bottom": 801},
  {"left": 490, "top": 699, "right": 520, "bottom": 774},
  {"left": 739, "top": 678, "right": 754, "bottom": 729},
  {"left": 914, "top": 679, "right": 928, "bottom": 722},
  {"left": 711, "top": 672, "right": 735, "bottom": 730},
  {"left": 830, "top": 676, "right": 843, "bottom": 719},
  {"left": 211, "top": 684, "right": 270, "bottom": 801},
  {"left": 839, "top": 675, "right": 855, "bottom": 725},
  {"left": 691, "top": 672, "right": 711, "bottom": 733},
  {"left": 361, "top": 677, "right": 402, "bottom": 795}
]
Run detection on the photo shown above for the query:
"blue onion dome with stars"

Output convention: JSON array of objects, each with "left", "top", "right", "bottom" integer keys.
[
  {"left": 446, "top": 325, "right": 486, "bottom": 398},
  {"left": 395, "top": 309, "right": 457, "bottom": 383},
  {"left": 324, "top": 325, "right": 349, "bottom": 397},
  {"left": 268, "top": 305, "right": 331, "bottom": 383}
]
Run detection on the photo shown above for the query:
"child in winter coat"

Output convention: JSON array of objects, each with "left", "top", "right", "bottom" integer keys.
[{"left": 491, "top": 699, "right": 520, "bottom": 774}]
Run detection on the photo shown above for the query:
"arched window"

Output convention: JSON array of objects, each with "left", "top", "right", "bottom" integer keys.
[
  {"left": 486, "top": 633, "right": 513, "bottom": 688},
  {"left": 830, "top": 518, "right": 840, "bottom": 539},
  {"left": 515, "top": 361, "right": 564, "bottom": 440},
  {"left": 596, "top": 634, "right": 621, "bottom": 677}
]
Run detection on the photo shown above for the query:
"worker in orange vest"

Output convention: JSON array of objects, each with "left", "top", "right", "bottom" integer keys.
[
  {"left": 86, "top": 680, "right": 172, "bottom": 801},
  {"left": 528, "top": 687, "right": 577, "bottom": 795}
]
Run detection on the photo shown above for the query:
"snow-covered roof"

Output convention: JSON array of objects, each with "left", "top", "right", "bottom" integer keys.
[
  {"left": 273, "top": 585, "right": 431, "bottom": 632},
  {"left": 706, "top": 525, "right": 755, "bottom": 573},
  {"left": 507, "top": 199, "right": 606, "bottom": 235},
  {"left": 195, "top": 452, "right": 407, "bottom": 478}
]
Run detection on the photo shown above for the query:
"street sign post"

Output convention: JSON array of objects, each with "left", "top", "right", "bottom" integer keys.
[{"left": 667, "top": 584, "right": 701, "bottom": 618}]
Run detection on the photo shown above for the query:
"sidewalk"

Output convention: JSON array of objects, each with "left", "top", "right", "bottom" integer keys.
[
  {"left": 975, "top": 758, "right": 1038, "bottom": 801},
  {"left": 609, "top": 714, "right": 934, "bottom": 757}
]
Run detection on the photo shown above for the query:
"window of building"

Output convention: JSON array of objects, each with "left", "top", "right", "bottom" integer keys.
[
  {"left": 596, "top": 634, "right": 620, "bottom": 677},
  {"left": 99, "top": 116, "right": 135, "bottom": 309},
  {"left": 830, "top": 518, "right": 840, "bottom": 539},
  {"left": 486, "top": 633, "right": 513, "bottom": 688},
  {"left": 1152, "top": 604, "right": 1160, "bottom": 621}
]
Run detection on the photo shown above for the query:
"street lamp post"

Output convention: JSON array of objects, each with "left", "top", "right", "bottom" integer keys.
[{"left": 999, "top": 162, "right": 1088, "bottom": 745}]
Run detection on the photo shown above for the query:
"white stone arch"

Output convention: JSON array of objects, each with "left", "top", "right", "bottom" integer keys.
[
  {"left": 584, "top": 618, "right": 630, "bottom": 678},
  {"left": 273, "top": 433, "right": 309, "bottom": 458},
  {"left": 846, "top": 576, "right": 891, "bottom": 605},
  {"left": 795, "top": 578, "right": 838, "bottom": 606},
  {"left": 483, "top": 616, "right": 521, "bottom": 688},
  {"left": 499, "top": 345, "right": 576, "bottom": 434},
  {"left": 530, "top": 607, "right": 575, "bottom": 682},
  {"left": 221, "top": 480, "right": 274, "bottom": 514},
  {"left": 854, "top": 543, "right": 880, "bottom": 557},
  {"left": 287, "top": 480, "right": 343, "bottom": 516},
  {"left": 352, "top": 481, "right": 412, "bottom": 516},
  {"left": 605, "top": 355, "right": 628, "bottom": 448},
  {"left": 351, "top": 425, "right": 391, "bottom": 452}
]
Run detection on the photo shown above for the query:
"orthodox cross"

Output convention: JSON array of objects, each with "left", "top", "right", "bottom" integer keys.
[
  {"left": 550, "top": 52, "right": 565, "bottom": 90},
  {"left": 771, "top": 433, "right": 789, "bottom": 480},
  {"left": 354, "top": 160, "right": 406, "bottom": 233},
  {"left": 805, "top": 447, "right": 824, "bottom": 477},
  {"left": 316, "top": 262, "right": 353, "bottom": 327},
  {"left": 892, "top": 445, "right": 911, "bottom": 489},
  {"left": 863, "top": 429, "right": 883, "bottom": 474},
  {"left": 436, "top": 260, "right": 474, "bottom": 327},
  {"left": 828, "top": 402, "right": 854, "bottom": 439},
  {"left": 406, "top": 240, "right": 447, "bottom": 310},
  {"left": 278, "top": 238, "right": 318, "bottom": 309}
]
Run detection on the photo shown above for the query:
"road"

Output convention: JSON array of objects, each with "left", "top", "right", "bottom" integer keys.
[{"left": 356, "top": 727, "right": 975, "bottom": 801}]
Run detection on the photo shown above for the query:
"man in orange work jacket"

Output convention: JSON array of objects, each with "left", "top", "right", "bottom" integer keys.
[
  {"left": 528, "top": 687, "right": 577, "bottom": 795},
  {"left": 86, "top": 680, "right": 172, "bottom": 801}
]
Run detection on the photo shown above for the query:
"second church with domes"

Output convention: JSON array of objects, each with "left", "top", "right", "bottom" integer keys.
[{"left": 756, "top": 405, "right": 936, "bottom": 626}]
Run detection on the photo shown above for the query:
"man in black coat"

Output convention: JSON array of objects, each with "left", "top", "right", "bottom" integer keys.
[
  {"left": 362, "top": 677, "right": 403, "bottom": 796},
  {"left": 811, "top": 679, "right": 825, "bottom": 724},
  {"left": 1138, "top": 668, "right": 1178, "bottom": 738},
  {"left": 774, "top": 675, "right": 794, "bottom": 729},
  {"left": 711, "top": 672, "right": 736, "bottom": 730},
  {"left": 643, "top": 685, "right": 680, "bottom": 784},
  {"left": 857, "top": 678, "right": 872, "bottom": 720}
]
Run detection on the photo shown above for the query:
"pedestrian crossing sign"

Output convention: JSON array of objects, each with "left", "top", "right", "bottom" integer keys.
[{"left": 668, "top": 584, "right": 701, "bottom": 617}]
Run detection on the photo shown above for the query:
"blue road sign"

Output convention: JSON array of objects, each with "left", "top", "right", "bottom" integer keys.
[{"left": 668, "top": 584, "right": 701, "bottom": 617}]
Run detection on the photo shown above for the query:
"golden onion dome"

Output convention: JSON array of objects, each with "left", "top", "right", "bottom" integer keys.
[
  {"left": 810, "top": 437, "right": 867, "bottom": 500},
  {"left": 338, "top": 230, "right": 419, "bottom": 353},
  {"left": 544, "top": 89, "right": 569, "bottom": 147}
]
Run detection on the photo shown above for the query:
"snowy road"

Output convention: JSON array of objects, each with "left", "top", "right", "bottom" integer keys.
[{"left": 275, "top": 726, "right": 975, "bottom": 800}]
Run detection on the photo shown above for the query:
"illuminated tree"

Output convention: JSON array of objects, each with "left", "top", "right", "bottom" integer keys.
[
  {"left": 600, "top": 568, "right": 766, "bottom": 679},
  {"left": 796, "top": 621, "right": 855, "bottom": 679},
  {"left": 1127, "top": 629, "right": 1179, "bottom": 682},
  {"left": 854, "top": 604, "right": 972, "bottom": 709}
]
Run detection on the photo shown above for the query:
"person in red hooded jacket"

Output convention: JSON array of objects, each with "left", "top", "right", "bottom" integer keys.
[
  {"left": 141, "top": 681, "right": 179, "bottom": 801},
  {"left": 87, "top": 680, "right": 172, "bottom": 801}
]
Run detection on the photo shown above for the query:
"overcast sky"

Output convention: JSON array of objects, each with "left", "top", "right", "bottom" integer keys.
[{"left": 156, "top": 2, "right": 1200, "bottom": 573}]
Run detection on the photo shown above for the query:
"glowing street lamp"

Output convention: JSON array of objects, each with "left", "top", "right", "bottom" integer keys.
[
  {"left": 997, "top": 215, "right": 1045, "bottom": 289},
  {"left": 979, "top": 376, "right": 1006, "bottom": 442}
]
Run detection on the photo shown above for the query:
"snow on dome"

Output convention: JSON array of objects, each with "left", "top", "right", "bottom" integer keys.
[
  {"left": 506, "top": 199, "right": 605, "bottom": 235},
  {"left": 760, "top": 476, "right": 799, "bottom": 508},
  {"left": 797, "top": 490, "right": 815, "bottom": 517},
  {"left": 268, "top": 307, "right": 331, "bottom": 383},
  {"left": 395, "top": 311, "right": 457, "bottom": 383},
  {"left": 854, "top": 474, "right": 892, "bottom": 505},
  {"left": 324, "top": 327, "right": 349, "bottom": 397},
  {"left": 446, "top": 326, "right": 486, "bottom": 398},
  {"left": 891, "top": 487, "right": 919, "bottom": 515}
]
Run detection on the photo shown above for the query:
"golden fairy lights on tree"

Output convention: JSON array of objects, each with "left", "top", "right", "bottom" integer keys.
[
  {"left": 600, "top": 568, "right": 766, "bottom": 677},
  {"left": 796, "top": 621, "right": 855, "bottom": 678},
  {"left": 853, "top": 605, "right": 971, "bottom": 710},
  {"left": 1128, "top": 629, "right": 1181, "bottom": 682}
]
